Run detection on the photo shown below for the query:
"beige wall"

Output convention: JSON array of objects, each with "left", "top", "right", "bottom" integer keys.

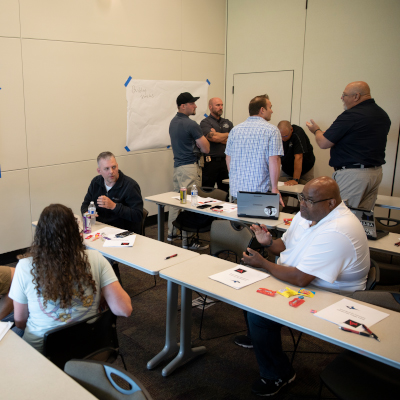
[
  {"left": 226, "top": 0, "right": 400, "bottom": 202},
  {"left": 0, "top": 0, "right": 227, "bottom": 254}
]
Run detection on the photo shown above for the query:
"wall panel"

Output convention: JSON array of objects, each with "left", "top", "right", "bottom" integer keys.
[
  {"left": 0, "top": 37, "right": 28, "bottom": 171},
  {"left": 22, "top": 39, "right": 181, "bottom": 168},
  {"left": 182, "top": 0, "right": 226, "bottom": 54},
  {"left": 0, "top": 169, "right": 32, "bottom": 253},
  {"left": 300, "top": 0, "right": 400, "bottom": 193},
  {"left": 20, "top": 0, "right": 182, "bottom": 50},
  {"left": 0, "top": 0, "right": 20, "bottom": 38}
]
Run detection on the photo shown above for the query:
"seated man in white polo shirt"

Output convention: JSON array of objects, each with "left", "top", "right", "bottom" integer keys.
[{"left": 240, "top": 176, "right": 370, "bottom": 397}]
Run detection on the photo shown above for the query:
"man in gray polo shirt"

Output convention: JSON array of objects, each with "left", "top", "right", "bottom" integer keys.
[{"left": 168, "top": 92, "right": 210, "bottom": 250}]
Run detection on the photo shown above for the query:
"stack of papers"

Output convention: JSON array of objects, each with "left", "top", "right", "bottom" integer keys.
[
  {"left": 0, "top": 321, "right": 13, "bottom": 342},
  {"left": 172, "top": 195, "right": 223, "bottom": 205},
  {"left": 90, "top": 227, "right": 136, "bottom": 247},
  {"left": 315, "top": 298, "right": 389, "bottom": 330},
  {"left": 209, "top": 265, "right": 269, "bottom": 290}
]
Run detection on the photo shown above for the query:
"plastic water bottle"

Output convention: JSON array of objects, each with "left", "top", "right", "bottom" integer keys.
[
  {"left": 191, "top": 185, "right": 198, "bottom": 207},
  {"left": 88, "top": 201, "right": 96, "bottom": 225}
]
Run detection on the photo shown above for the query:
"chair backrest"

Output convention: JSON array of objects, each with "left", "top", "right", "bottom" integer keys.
[
  {"left": 43, "top": 309, "right": 119, "bottom": 369},
  {"left": 365, "top": 258, "right": 380, "bottom": 290},
  {"left": 210, "top": 220, "right": 254, "bottom": 259},
  {"left": 352, "top": 291, "right": 400, "bottom": 312},
  {"left": 141, "top": 208, "right": 149, "bottom": 236},
  {"left": 65, "top": 359, "right": 152, "bottom": 400},
  {"left": 199, "top": 186, "right": 228, "bottom": 202},
  {"left": 375, "top": 217, "right": 400, "bottom": 233}
]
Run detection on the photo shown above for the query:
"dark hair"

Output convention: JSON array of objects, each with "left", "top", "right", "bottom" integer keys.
[
  {"left": 97, "top": 151, "right": 115, "bottom": 165},
  {"left": 28, "top": 204, "right": 97, "bottom": 308},
  {"left": 249, "top": 94, "right": 269, "bottom": 116}
]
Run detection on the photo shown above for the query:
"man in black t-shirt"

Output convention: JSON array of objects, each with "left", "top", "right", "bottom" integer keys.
[
  {"left": 306, "top": 81, "right": 391, "bottom": 210},
  {"left": 278, "top": 121, "right": 315, "bottom": 185},
  {"left": 200, "top": 97, "right": 233, "bottom": 192}
]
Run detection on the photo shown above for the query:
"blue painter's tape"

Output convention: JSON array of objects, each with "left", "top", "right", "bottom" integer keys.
[
  {"left": 124, "top": 76, "right": 132, "bottom": 87},
  {"left": 125, "top": 146, "right": 130, "bottom": 152},
  {"left": 206, "top": 79, "right": 211, "bottom": 85},
  {"left": 204, "top": 113, "right": 208, "bottom": 118},
  {"left": 0, "top": 165, "right": 1, "bottom": 178},
  {"left": 167, "top": 145, "right": 171, "bottom": 149}
]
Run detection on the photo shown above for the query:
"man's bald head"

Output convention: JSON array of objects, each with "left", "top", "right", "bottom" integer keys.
[
  {"left": 278, "top": 120, "right": 293, "bottom": 142},
  {"left": 341, "top": 81, "right": 372, "bottom": 110},
  {"left": 300, "top": 177, "right": 342, "bottom": 223},
  {"left": 208, "top": 97, "right": 223, "bottom": 119}
]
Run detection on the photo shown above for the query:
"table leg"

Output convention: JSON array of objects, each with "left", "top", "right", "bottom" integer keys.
[
  {"left": 147, "top": 280, "right": 179, "bottom": 370},
  {"left": 157, "top": 204, "right": 165, "bottom": 242},
  {"left": 161, "top": 285, "right": 206, "bottom": 377}
]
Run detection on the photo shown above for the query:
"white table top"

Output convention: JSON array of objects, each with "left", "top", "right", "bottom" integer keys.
[
  {"left": 160, "top": 254, "right": 400, "bottom": 369},
  {"left": 32, "top": 221, "right": 200, "bottom": 275},
  {"left": 0, "top": 331, "right": 96, "bottom": 400},
  {"left": 375, "top": 194, "right": 400, "bottom": 210},
  {"left": 145, "top": 192, "right": 294, "bottom": 230}
]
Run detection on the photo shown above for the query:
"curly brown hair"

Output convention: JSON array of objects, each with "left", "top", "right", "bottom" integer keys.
[{"left": 29, "top": 204, "right": 97, "bottom": 308}]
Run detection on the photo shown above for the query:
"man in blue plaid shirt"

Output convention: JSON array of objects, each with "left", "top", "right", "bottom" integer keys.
[{"left": 225, "top": 94, "right": 284, "bottom": 205}]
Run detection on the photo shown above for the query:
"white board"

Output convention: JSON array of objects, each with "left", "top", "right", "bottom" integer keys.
[{"left": 126, "top": 79, "right": 209, "bottom": 152}]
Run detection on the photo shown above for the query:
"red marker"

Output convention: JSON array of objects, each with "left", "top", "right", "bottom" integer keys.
[
  {"left": 339, "top": 326, "right": 372, "bottom": 338},
  {"left": 165, "top": 254, "right": 178, "bottom": 260}
]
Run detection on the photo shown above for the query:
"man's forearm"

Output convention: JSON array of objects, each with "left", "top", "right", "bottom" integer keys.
[
  {"left": 293, "top": 155, "right": 303, "bottom": 180},
  {"left": 269, "top": 155, "right": 281, "bottom": 190},
  {"left": 207, "top": 131, "right": 229, "bottom": 143}
]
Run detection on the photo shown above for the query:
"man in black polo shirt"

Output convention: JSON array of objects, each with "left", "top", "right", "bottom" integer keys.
[
  {"left": 167, "top": 92, "right": 210, "bottom": 250},
  {"left": 306, "top": 81, "right": 391, "bottom": 210},
  {"left": 200, "top": 97, "right": 233, "bottom": 192},
  {"left": 278, "top": 121, "right": 315, "bottom": 185}
]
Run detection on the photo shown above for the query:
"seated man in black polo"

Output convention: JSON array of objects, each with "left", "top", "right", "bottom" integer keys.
[
  {"left": 278, "top": 120, "right": 315, "bottom": 186},
  {"left": 81, "top": 151, "right": 143, "bottom": 280}
]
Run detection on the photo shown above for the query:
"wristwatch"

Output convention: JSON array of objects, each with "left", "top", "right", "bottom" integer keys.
[{"left": 292, "top": 178, "right": 299, "bottom": 183}]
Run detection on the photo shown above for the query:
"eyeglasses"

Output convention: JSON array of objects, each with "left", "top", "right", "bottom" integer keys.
[{"left": 297, "top": 193, "right": 333, "bottom": 206}]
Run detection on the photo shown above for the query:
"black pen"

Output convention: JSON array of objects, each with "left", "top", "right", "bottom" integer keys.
[{"left": 165, "top": 254, "right": 178, "bottom": 260}]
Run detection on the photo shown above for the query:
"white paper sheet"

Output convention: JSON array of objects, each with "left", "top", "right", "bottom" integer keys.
[
  {"left": 314, "top": 298, "right": 389, "bottom": 330},
  {"left": 209, "top": 265, "right": 270, "bottom": 290},
  {"left": 126, "top": 79, "right": 208, "bottom": 151},
  {"left": 0, "top": 321, "right": 13, "bottom": 342},
  {"left": 103, "top": 237, "right": 136, "bottom": 247}
]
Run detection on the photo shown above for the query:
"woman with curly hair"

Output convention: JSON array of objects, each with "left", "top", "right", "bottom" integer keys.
[{"left": 9, "top": 203, "right": 132, "bottom": 352}]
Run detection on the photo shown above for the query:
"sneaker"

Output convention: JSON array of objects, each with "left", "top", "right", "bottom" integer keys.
[
  {"left": 234, "top": 335, "right": 253, "bottom": 349},
  {"left": 251, "top": 370, "right": 296, "bottom": 396},
  {"left": 167, "top": 234, "right": 180, "bottom": 242},
  {"left": 182, "top": 238, "right": 209, "bottom": 251}
]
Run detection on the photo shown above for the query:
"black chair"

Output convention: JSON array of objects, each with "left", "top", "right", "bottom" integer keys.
[
  {"left": 372, "top": 217, "right": 400, "bottom": 286},
  {"left": 65, "top": 359, "right": 152, "bottom": 399},
  {"left": 43, "top": 308, "right": 125, "bottom": 370},
  {"left": 140, "top": 207, "right": 149, "bottom": 236},
  {"left": 318, "top": 291, "right": 400, "bottom": 399},
  {"left": 172, "top": 186, "right": 228, "bottom": 247}
]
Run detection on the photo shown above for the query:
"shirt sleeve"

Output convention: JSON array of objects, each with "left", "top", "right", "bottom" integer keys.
[
  {"left": 98, "top": 254, "right": 118, "bottom": 288},
  {"left": 8, "top": 259, "right": 29, "bottom": 304},
  {"left": 189, "top": 121, "right": 204, "bottom": 141},
  {"left": 268, "top": 127, "right": 284, "bottom": 157},
  {"left": 295, "top": 231, "right": 357, "bottom": 283},
  {"left": 200, "top": 118, "right": 213, "bottom": 136},
  {"left": 323, "top": 111, "right": 356, "bottom": 144}
]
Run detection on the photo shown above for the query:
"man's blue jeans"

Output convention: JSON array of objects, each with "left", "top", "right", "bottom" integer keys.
[{"left": 247, "top": 311, "right": 292, "bottom": 380}]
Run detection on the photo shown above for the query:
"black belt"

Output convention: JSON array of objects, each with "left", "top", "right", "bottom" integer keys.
[
  {"left": 334, "top": 164, "right": 378, "bottom": 171},
  {"left": 209, "top": 156, "right": 225, "bottom": 162}
]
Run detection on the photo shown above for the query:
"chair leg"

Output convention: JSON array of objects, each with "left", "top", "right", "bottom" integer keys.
[
  {"left": 289, "top": 329, "right": 303, "bottom": 364},
  {"left": 198, "top": 295, "right": 208, "bottom": 340},
  {"left": 119, "top": 352, "right": 127, "bottom": 371},
  {"left": 317, "top": 378, "right": 324, "bottom": 400}
]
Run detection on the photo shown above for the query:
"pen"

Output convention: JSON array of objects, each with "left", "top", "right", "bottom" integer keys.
[
  {"left": 256, "top": 223, "right": 268, "bottom": 232},
  {"left": 339, "top": 326, "right": 372, "bottom": 338},
  {"left": 165, "top": 254, "right": 178, "bottom": 260},
  {"left": 362, "top": 324, "right": 380, "bottom": 342}
]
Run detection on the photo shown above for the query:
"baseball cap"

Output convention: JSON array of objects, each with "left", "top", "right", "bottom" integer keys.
[{"left": 176, "top": 92, "right": 200, "bottom": 106}]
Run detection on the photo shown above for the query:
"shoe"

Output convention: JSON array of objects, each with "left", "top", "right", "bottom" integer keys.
[
  {"left": 234, "top": 335, "right": 253, "bottom": 349},
  {"left": 167, "top": 234, "right": 180, "bottom": 242},
  {"left": 182, "top": 238, "right": 209, "bottom": 251},
  {"left": 251, "top": 370, "right": 296, "bottom": 396}
]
